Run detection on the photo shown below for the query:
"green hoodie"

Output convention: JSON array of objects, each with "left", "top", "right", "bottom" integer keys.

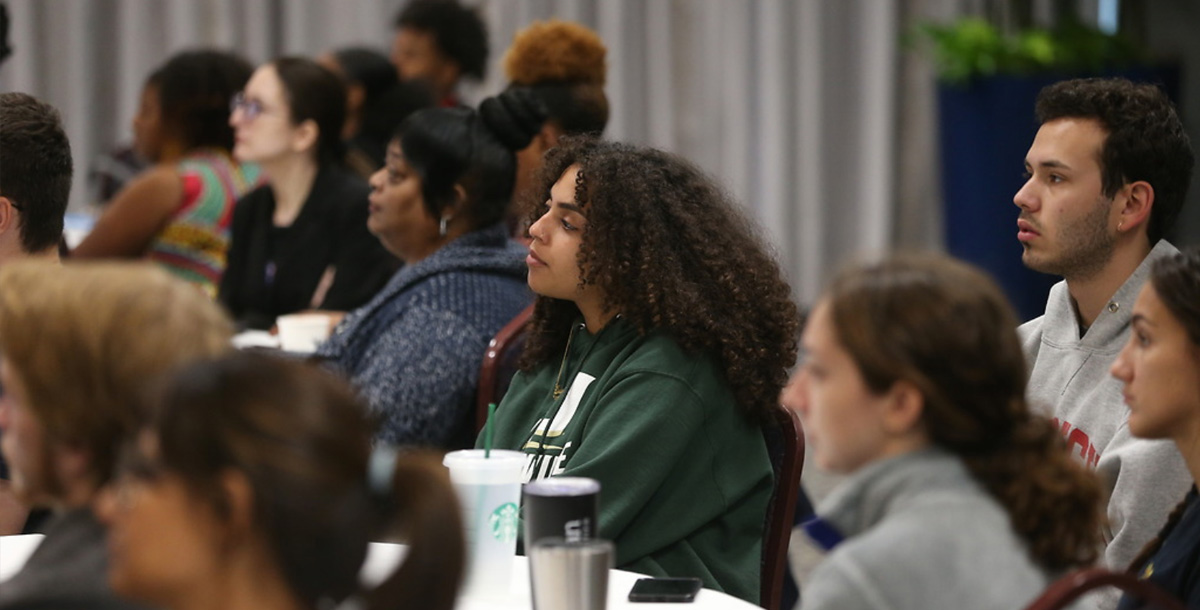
[{"left": 480, "top": 317, "right": 772, "bottom": 603}]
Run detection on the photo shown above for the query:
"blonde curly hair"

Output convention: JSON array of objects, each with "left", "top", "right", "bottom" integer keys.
[{"left": 504, "top": 19, "right": 606, "bottom": 86}]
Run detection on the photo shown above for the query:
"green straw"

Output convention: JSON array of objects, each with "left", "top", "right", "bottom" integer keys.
[{"left": 484, "top": 402, "right": 497, "bottom": 457}]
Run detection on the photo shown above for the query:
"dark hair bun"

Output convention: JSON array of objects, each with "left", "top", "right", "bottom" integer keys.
[{"left": 479, "top": 88, "right": 548, "bottom": 151}]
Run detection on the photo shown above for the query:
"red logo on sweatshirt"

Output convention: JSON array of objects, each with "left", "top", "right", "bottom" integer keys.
[{"left": 1051, "top": 417, "right": 1101, "bottom": 468}]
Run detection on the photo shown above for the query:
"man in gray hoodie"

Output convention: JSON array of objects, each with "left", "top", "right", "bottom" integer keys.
[{"left": 1016, "top": 77, "right": 1194, "bottom": 603}]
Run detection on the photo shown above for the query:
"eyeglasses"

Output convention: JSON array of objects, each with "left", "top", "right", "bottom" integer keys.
[{"left": 230, "top": 92, "right": 271, "bottom": 122}]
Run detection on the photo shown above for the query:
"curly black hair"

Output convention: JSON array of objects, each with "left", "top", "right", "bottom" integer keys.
[
  {"left": 519, "top": 137, "right": 802, "bottom": 423},
  {"left": 395, "top": 0, "right": 489, "bottom": 81},
  {"left": 1036, "top": 78, "right": 1194, "bottom": 244}
]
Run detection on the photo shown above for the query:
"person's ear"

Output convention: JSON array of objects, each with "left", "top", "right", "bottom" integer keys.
[
  {"left": 451, "top": 184, "right": 468, "bottom": 209},
  {"left": 346, "top": 84, "right": 367, "bottom": 115},
  {"left": 882, "top": 380, "right": 925, "bottom": 435},
  {"left": 0, "top": 196, "right": 20, "bottom": 235},
  {"left": 291, "top": 119, "right": 320, "bottom": 155},
  {"left": 1116, "top": 180, "right": 1154, "bottom": 236},
  {"left": 52, "top": 441, "right": 93, "bottom": 491}
]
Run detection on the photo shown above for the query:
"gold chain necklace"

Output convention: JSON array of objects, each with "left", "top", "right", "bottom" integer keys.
[{"left": 551, "top": 323, "right": 584, "bottom": 399}]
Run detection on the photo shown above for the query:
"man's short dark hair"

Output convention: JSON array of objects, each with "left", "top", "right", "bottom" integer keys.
[
  {"left": 1036, "top": 78, "right": 1194, "bottom": 244},
  {"left": 395, "top": 0, "right": 489, "bottom": 80},
  {"left": 0, "top": 92, "right": 71, "bottom": 253}
]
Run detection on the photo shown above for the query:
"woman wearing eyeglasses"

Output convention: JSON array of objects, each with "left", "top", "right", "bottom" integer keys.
[
  {"left": 73, "top": 50, "right": 262, "bottom": 298},
  {"left": 219, "top": 57, "right": 398, "bottom": 331}
]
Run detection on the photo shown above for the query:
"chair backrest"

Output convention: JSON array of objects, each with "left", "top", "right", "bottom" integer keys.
[
  {"left": 761, "top": 405, "right": 805, "bottom": 610},
  {"left": 476, "top": 304, "right": 535, "bottom": 434},
  {"left": 1023, "top": 568, "right": 1187, "bottom": 610}
]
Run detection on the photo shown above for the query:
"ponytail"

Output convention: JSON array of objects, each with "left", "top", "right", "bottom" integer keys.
[
  {"left": 365, "top": 451, "right": 465, "bottom": 610},
  {"left": 956, "top": 414, "right": 1105, "bottom": 571},
  {"left": 824, "top": 254, "right": 1107, "bottom": 573}
]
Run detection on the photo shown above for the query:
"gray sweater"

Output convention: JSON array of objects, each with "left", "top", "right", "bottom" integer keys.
[
  {"left": 1020, "top": 240, "right": 1191, "bottom": 609},
  {"left": 801, "top": 449, "right": 1052, "bottom": 610},
  {"left": 0, "top": 508, "right": 148, "bottom": 609}
]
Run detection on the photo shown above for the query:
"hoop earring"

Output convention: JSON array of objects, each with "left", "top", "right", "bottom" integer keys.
[
  {"left": 1118, "top": 221, "right": 1125, "bottom": 232},
  {"left": 439, "top": 216, "right": 450, "bottom": 237}
]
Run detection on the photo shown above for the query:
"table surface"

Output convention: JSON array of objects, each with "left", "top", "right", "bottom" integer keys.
[{"left": 0, "top": 535, "right": 760, "bottom": 609}]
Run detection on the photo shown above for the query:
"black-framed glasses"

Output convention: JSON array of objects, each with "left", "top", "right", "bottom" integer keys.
[{"left": 230, "top": 92, "right": 269, "bottom": 121}]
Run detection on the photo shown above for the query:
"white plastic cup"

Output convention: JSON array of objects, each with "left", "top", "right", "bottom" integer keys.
[
  {"left": 443, "top": 449, "right": 526, "bottom": 599},
  {"left": 275, "top": 313, "right": 331, "bottom": 352}
]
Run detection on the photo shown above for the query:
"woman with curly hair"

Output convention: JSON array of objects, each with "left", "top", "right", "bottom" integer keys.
[
  {"left": 783, "top": 255, "right": 1104, "bottom": 610},
  {"left": 1111, "top": 248, "right": 1200, "bottom": 609},
  {"left": 481, "top": 137, "right": 801, "bottom": 603}
]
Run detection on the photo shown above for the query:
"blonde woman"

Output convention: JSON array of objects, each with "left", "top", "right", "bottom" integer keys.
[{"left": 0, "top": 261, "right": 233, "bottom": 609}]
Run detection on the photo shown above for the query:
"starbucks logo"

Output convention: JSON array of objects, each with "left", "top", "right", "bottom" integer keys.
[{"left": 489, "top": 502, "right": 519, "bottom": 542}]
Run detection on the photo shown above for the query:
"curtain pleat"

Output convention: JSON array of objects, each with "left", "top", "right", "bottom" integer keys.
[{"left": 0, "top": 0, "right": 933, "bottom": 306}]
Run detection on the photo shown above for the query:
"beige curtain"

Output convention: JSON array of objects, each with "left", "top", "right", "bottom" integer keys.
[{"left": 0, "top": 0, "right": 938, "bottom": 306}]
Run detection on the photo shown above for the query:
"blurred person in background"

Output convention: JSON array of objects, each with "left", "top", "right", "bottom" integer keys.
[
  {"left": 220, "top": 57, "right": 397, "bottom": 331},
  {"left": 0, "top": 261, "right": 232, "bottom": 608},
  {"left": 314, "top": 89, "right": 538, "bottom": 449},
  {"left": 0, "top": 91, "right": 73, "bottom": 536},
  {"left": 318, "top": 47, "right": 435, "bottom": 180},
  {"left": 96, "top": 352, "right": 464, "bottom": 610},
  {"left": 73, "top": 50, "right": 263, "bottom": 297},
  {"left": 390, "top": 0, "right": 488, "bottom": 107},
  {"left": 784, "top": 255, "right": 1104, "bottom": 610},
  {"left": 502, "top": 19, "right": 608, "bottom": 208}
]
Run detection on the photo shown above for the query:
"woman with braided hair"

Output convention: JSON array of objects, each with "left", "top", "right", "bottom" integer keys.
[
  {"left": 1111, "top": 248, "right": 1200, "bottom": 609},
  {"left": 782, "top": 254, "right": 1104, "bottom": 610},
  {"left": 482, "top": 137, "right": 802, "bottom": 603}
]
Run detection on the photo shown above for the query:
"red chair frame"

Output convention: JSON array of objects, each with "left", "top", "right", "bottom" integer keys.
[
  {"left": 761, "top": 406, "right": 804, "bottom": 610},
  {"left": 1024, "top": 567, "right": 1186, "bottom": 610}
]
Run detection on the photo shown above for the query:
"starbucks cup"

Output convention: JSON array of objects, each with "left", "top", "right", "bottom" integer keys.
[{"left": 444, "top": 449, "right": 525, "bottom": 599}]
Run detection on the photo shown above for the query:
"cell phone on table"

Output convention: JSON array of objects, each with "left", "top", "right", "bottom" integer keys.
[{"left": 628, "top": 576, "right": 703, "bottom": 603}]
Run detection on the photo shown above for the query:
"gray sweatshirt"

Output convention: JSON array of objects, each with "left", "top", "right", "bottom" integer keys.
[
  {"left": 801, "top": 449, "right": 1053, "bottom": 610},
  {"left": 1020, "top": 240, "right": 1192, "bottom": 609}
]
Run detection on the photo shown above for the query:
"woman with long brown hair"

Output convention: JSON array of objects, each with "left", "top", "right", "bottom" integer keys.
[
  {"left": 782, "top": 254, "right": 1104, "bottom": 610},
  {"left": 1111, "top": 248, "right": 1200, "bottom": 609},
  {"left": 96, "top": 352, "right": 464, "bottom": 610}
]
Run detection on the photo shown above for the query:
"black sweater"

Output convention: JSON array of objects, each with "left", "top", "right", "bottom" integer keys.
[{"left": 219, "top": 166, "right": 398, "bottom": 330}]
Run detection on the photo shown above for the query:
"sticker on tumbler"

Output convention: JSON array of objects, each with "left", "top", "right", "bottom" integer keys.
[{"left": 490, "top": 502, "right": 520, "bottom": 542}]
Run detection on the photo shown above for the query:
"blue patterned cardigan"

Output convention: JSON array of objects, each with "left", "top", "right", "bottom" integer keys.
[{"left": 317, "top": 224, "right": 531, "bottom": 448}]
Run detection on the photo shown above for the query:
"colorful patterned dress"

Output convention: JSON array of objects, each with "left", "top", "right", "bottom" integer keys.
[{"left": 147, "top": 150, "right": 262, "bottom": 296}]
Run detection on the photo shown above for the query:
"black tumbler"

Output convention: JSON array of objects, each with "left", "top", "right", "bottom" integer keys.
[{"left": 523, "top": 477, "right": 600, "bottom": 550}]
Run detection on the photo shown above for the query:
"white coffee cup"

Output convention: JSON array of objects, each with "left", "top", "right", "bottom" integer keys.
[{"left": 275, "top": 313, "right": 332, "bottom": 353}]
